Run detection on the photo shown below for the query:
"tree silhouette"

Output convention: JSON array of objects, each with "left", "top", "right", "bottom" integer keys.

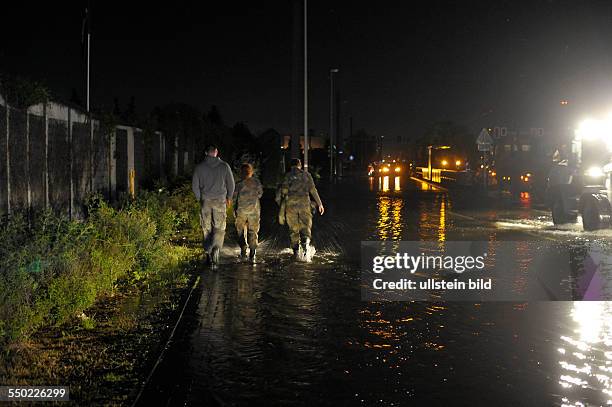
[
  {"left": 69, "top": 88, "right": 83, "bottom": 107},
  {"left": 206, "top": 105, "right": 223, "bottom": 126},
  {"left": 112, "top": 97, "right": 121, "bottom": 117}
]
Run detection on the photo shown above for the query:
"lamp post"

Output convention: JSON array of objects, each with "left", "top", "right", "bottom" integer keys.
[
  {"left": 329, "top": 68, "right": 339, "bottom": 179},
  {"left": 427, "top": 145, "right": 450, "bottom": 181},
  {"left": 303, "top": 0, "right": 309, "bottom": 170},
  {"left": 427, "top": 145, "right": 432, "bottom": 181}
]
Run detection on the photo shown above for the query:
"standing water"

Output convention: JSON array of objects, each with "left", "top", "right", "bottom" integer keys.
[{"left": 137, "top": 176, "right": 612, "bottom": 406}]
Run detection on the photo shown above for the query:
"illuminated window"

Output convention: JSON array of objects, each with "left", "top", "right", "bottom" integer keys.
[
  {"left": 504, "top": 145, "right": 511, "bottom": 152},
  {"left": 521, "top": 144, "right": 531, "bottom": 152}
]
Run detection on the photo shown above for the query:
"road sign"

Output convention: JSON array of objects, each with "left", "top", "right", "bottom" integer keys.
[{"left": 476, "top": 128, "right": 493, "bottom": 145}]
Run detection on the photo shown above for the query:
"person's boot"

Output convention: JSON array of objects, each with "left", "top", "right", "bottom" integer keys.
[
  {"left": 211, "top": 247, "right": 220, "bottom": 266},
  {"left": 240, "top": 246, "right": 248, "bottom": 261},
  {"left": 203, "top": 251, "right": 211, "bottom": 266},
  {"left": 249, "top": 248, "right": 257, "bottom": 263},
  {"left": 291, "top": 245, "right": 300, "bottom": 260},
  {"left": 300, "top": 238, "right": 310, "bottom": 260}
]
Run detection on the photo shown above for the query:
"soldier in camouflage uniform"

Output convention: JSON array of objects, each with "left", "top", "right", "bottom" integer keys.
[
  {"left": 233, "top": 163, "right": 263, "bottom": 262},
  {"left": 276, "top": 158, "right": 324, "bottom": 258}
]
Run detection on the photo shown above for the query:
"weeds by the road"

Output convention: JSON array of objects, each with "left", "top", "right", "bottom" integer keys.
[{"left": 0, "top": 182, "right": 200, "bottom": 346}]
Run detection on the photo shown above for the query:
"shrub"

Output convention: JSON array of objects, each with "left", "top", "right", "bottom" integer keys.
[{"left": 0, "top": 186, "right": 196, "bottom": 346}]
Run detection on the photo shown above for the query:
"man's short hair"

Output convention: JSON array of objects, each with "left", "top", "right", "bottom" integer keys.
[
  {"left": 291, "top": 158, "right": 301, "bottom": 167},
  {"left": 205, "top": 144, "right": 218, "bottom": 154}
]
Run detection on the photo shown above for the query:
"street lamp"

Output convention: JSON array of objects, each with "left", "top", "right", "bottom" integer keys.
[
  {"left": 303, "top": 0, "right": 309, "bottom": 169},
  {"left": 329, "top": 68, "right": 339, "bottom": 179}
]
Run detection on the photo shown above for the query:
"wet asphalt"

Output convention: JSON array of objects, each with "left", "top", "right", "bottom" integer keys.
[{"left": 136, "top": 176, "right": 612, "bottom": 407}]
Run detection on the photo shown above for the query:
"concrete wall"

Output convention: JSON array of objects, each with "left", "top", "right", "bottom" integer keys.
[{"left": 0, "top": 99, "right": 176, "bottom": 218}]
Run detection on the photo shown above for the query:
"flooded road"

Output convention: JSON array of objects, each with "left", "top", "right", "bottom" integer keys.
[{"left": 137, "top": 176, "right": 612, "bottom": 407}]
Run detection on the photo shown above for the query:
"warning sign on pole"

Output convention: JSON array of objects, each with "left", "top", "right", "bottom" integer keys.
[{"left": 476, "top": 128, "right": 493, "bottom": 151}]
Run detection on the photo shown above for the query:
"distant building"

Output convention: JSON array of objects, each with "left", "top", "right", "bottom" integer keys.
[
  {"left": 345, "top": 130, "right": 380, "bottom": 168},
  {"left": 382, "top": 134, "right": 411, "bottom": 159},
  {"left": 281, "top": 134, "right": 326, "bottom": 150}
]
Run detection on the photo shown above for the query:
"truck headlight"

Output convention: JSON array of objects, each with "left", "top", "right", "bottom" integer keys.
[{"left": 586, "top": 166, "right": 604, "bottom": 177}]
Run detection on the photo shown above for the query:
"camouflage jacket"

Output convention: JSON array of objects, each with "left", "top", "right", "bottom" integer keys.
[
  {"left": 276, "top": 168, "right": 323, "bottom": 207},
  {"left": 233, "top": 177, "right": 263, "bottom": 213}
]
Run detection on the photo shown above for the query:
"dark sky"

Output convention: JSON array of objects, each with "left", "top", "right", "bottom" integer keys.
[{"left": 3, "top": 1, "right": 612, "bottom": 140}]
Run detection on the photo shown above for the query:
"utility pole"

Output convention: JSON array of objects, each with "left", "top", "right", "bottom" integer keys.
[
  {"left": 83, "top": 2, "right": 92, "bottom": 112},
  {"left": 86, "top": 27, "right": 90, "bottom": 112},
  {"left": 290, "top": 0, "right": 301, "bottom": 160},
  {"left": 329, "top": 68, "right": 339, "bottom": 179},
  {"left": 428, "top": 145, "right": 432, "bottom": 181},
  {"left": 303, "top": 0, "right": 309, "bottom": 170}
]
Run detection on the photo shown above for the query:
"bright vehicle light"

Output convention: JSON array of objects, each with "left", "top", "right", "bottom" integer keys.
[
  {"left": 520, "top": 176, "right": 524, "bottom": 181},
  {"left": 441, "top": 160, "right": 448, "bottom": 166},
  {"left": 526, "top": 173, "right": 532, "bottom": 177},
  {"left": 491, "top": 172, "right": 497, "bottom": 176},
  {"left": 586, "top": 166, "right": 604, "bottom": 177},
  {"left": 455, "top": 160, "right": 461, "bottom": 166},
  {"left": 576, "top": 119, "right": 603, "bottom": 141},
  {"left": 382, "top": 167, "right": 390, "bottom": 173},
  {"left": 394, "top": 167, "right": 401, "bottom": 173},
  {"left": 576, "top": 118, "right": 612, "bottom": 148}
]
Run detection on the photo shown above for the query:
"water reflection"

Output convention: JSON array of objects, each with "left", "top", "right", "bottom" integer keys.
[
  {"left": 558, "top": 302, "right": 612, "bottom": 406},
  {"left": 519, "top": 192, "right": 531, "bottom": 209},
  {"left": 416, "top": 194, "right": 450, "bottom": 242},
  {"left": 377, "top": 196, "right": 403, "bottom": 240},
  {"left": 438, "top": 198, "right": 446, "bottom": 242},
  {"left": 370, "top": 176, "right": 405, "bottom": 193},
  {"left": 382, "top": 176, "right": 390, "bottom": 192}
]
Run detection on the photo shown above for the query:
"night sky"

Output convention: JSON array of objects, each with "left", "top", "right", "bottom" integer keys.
[{"left": 3, "top": 1, "right": 612, "bottom": 140}]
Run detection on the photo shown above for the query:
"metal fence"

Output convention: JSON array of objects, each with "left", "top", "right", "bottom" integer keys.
[{"left": 0, "top": 97, "right": 184, "bottom": 218}]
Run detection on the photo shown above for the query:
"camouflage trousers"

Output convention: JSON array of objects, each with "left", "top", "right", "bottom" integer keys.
[
  {"left": 200, "top": 198, "right": 227, "bottom": 253},
  {"left": 235, "top": 209, "right": 260, "bottom": 250},
  {"left": 285, "top": 201, "right": 312, "bottom": 247}
]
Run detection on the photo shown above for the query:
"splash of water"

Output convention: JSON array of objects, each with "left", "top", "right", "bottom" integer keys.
[{"left": 297, "top": 244, "right": 317, "bottom": 262}]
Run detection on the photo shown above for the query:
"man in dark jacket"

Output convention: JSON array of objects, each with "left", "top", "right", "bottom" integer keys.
[{"left": 192, "top": 145, "right": 235, "bottom": 265}]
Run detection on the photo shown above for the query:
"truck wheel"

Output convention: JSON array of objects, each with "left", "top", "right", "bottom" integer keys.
[
  {"left": 552, "top": 196, "right": 570, "bottom": 225},
  {"left": 581, "top": 195, "right": 612, "bottom": 231}
]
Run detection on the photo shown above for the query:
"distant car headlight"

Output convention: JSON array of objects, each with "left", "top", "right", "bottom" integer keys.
[
  {"left": 382, "top": 167, "right": 390, "bottom": 173},
  {"left": 394, "top": 167, "right": 401, "bottom": 173},
  {"left": 586, "top": 166, "right": 604, "bottom": 177}
]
